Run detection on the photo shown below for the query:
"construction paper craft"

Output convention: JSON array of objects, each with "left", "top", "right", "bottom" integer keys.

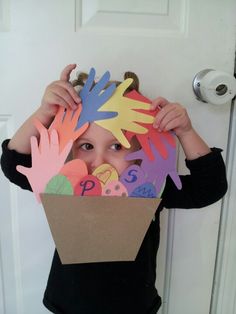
[
  {"left": 77, "top": 68, "right": 117, "bottom": 128},
  {"left": 120, "top": 165, "right": 146, "bottom": 196},
  {"left": 60, "top": 159, "right": 88, "bottom": 188},
  {"left": 74, "top": 175, "right": 102, "bottom": 196},
  {"left": 17, "top": 67, "right": 182, "bottom": 264},
  {"left": 92, "top": 164, "right": 119, "bottom": 186},
  {"left": 125, "top": 90, "right": 176, "bottom": 160},
  {"left": 102, "top": 180, "right": 128, "bottom": 196},
  {"left": 95, "top": 78, "right": 154, "bottom": 148},
  {"left": 130, "top": 183, "right": 157, "bottom": 198},
  {"left": 126, "top": 139, "right": 182, "bottom": 194},
  {"left": 16, "top": 127, "right": 72, "bottom": 203},
  {"left": 41, "top": 194, "right": 161, "bottom": 264},
  {"left": 46, "top": 105, "right": 88, "bottom": 152},
  {"left": 45, "top": 175, "right": 73, "bottom": 195}
]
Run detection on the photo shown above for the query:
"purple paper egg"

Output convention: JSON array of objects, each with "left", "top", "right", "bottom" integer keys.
[{"left": 120, "top": 165, "right": 146, "bottom": 195}]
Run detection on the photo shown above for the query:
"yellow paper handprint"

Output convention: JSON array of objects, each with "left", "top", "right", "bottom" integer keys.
[{"left": 95, "top": 79, "right": 154, "bottom": 148}]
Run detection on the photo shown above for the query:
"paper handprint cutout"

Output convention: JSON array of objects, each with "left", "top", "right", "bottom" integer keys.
[
  {"left": 17, "top": 67, "right": 182, "bottom": 202},
  {"left": 76, "top": 68, "right": 117, "bottom": 128},
  {"left": 95, "top": 78, "right": 154, "bottom": 148},
  {"left": 17, "top": 122, "right": 72, "bottom": 202},
  {"left": 47, "top": 105, "right": 88, "bottom": 152},
  {"left": 125, "top": 90, "right": 176, "bottom": 160},
  {"left": 126, "top": 139, "right": 182, "bottom": 194}
]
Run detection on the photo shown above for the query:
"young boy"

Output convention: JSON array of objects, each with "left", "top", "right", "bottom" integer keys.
[{"left": 1, "top": 64, "right": 227, "bottom": 314}]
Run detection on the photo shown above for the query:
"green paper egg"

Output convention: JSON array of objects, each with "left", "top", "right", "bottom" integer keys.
[{"left": 45, "top": 175, "right": 73, "bottom": 195}]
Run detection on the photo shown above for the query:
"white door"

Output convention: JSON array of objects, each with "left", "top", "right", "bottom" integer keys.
[{"left": 0, "top": 1, "right": 235, "bottom": 313}]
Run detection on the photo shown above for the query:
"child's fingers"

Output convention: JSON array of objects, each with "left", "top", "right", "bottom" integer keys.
[
  {"left": 161, "top": 117, "right": 182, "bottom": 132},
  {"left": 60, "top": 64, "right": 77, "bottom": 82},
  {"left": 55, "top": 82, "right": 81, "bottom": 107},
  {"left": 48, "top": 94, "right": 71, "bottom": 110},
  {"left": 47, "top": 87, "right": 77, "bottom": 111},
  {"left": 156, "top": 109, "right": 182, "bottom": 131},
  {"left": 150, "top": 97, "right": 169, "bottom": 111},
  {"left": 33, "top": 119, "right": 45, "bottom": 133},
  {"left": 153, "top": 104, "right": 176, "bottom": 128}
]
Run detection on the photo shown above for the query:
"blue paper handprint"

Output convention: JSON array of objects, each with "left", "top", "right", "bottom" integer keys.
[
  {"left": 126, "top": 138, "right": 182, "bottom": 195},
  {"left": 76, "top": 68, "right": 118, "bottom": 128}
]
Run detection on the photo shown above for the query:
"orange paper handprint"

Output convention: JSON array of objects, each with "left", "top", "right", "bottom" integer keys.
[{"left": 48, "top": 105, "right": 88, "bottom": 152}]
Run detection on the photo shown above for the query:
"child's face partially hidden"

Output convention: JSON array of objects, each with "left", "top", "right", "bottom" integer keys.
[{"left": 72, "top": 123, "right": 140, "bottom": 175}]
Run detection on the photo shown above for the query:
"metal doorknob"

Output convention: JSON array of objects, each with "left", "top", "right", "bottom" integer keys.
[{"left": 192, "top": 69, "right": 236, "bottom": 105}]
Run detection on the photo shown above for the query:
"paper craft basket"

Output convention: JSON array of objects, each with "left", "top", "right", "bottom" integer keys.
[{"left": 41, "top": 194, "right": 161, "bottom": 264}]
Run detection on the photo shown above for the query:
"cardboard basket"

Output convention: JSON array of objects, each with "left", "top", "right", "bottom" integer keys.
[{"left": 41, "top": 194, "right": 161, "bottom": 264}]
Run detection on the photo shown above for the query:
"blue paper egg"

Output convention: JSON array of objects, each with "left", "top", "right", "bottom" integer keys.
[{"left": 130, "top": 182, "right": 157, "bottom": 198}]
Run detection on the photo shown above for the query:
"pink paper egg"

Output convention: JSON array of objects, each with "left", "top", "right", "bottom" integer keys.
[
  {"left": 102, "top": 180, "right": 128, "bottom": 197},
  {"left": 74, "top": 175, "right": 102, "bottom": 196}
]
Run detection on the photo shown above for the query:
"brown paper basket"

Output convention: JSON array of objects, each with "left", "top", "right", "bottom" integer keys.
[{"left": 41, "top": 194, "right": 161, "bottom": 264}]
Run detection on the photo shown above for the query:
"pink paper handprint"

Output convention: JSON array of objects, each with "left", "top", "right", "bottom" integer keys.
[{"left": 16, "top": 122, "right": 72, "bottom": 202}]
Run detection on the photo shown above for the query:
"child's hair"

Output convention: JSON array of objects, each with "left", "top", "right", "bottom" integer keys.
[{"left": 72, "top": 71, "right": 140, "bottom": 94}]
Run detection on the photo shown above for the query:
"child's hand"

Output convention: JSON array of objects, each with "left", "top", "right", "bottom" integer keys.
[
  {"left": 39, "top": 64, "right": 81, "bottom": 120},
  {"left": 150, "top": 97, "right": 192, "bottom": 138}
]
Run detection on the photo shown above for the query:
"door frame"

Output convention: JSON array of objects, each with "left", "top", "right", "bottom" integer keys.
[{"left": 210, "top": 92, "right": 236, "bottom": 314}]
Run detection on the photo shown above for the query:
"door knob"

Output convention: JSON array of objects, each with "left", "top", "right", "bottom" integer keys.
[{"left": 192, "top": 69, "right": 236, "bottom": 105}]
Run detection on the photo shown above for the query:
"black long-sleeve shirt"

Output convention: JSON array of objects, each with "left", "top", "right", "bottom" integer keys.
[{"left": 1, "top": 139, "right": 227, "bottom": 314}]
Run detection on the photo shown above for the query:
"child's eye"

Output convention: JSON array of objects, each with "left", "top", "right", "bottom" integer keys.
[
  {"left": 111, "top": 143, "right": 122, "bottom": 151},
  {"left": 80, "top": 143, "right": 94, "bottom": 151}
]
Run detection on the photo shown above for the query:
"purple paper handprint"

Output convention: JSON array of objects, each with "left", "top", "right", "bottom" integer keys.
[
  {"left": 126, "top": 138, "right": 182, "bottom": 195},
  {"left": 76, "top": 68, "right": 118, "bottom": 128}
]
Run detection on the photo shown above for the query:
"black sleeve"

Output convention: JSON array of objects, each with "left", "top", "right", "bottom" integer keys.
[
  {"left": 161, "top": 148, "right": 228, "bottom": 209},
  {"left": 1, "top": 139, "right": 32, "bottom": 191}
]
